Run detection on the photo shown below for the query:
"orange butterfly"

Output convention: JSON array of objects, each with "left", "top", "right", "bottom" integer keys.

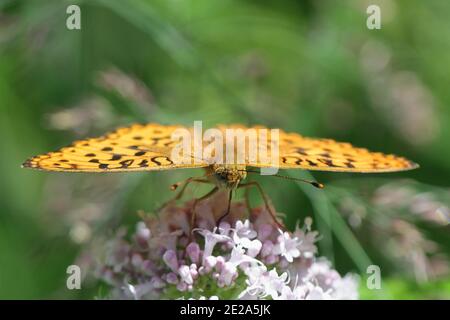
[{"left": 23, "top": 123, "right": 418, "bottom": 227}]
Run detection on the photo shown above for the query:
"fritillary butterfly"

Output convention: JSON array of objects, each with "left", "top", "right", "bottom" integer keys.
[
  {"left": 23, "top": 123, "right": 418, "bottom": 174},
  {"left": 23, "top": 123, "right": 418, "bottom": 227}
]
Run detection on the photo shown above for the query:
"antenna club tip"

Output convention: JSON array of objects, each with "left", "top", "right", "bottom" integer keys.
[
  {"left": 170, "top": 184, "right": 179, "bottom": 191},
  {"left": 312, "top": 182, "right": 325, "bottom": 189}
]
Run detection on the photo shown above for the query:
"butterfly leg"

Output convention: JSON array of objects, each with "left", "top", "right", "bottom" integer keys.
[
  {"left": 243, "top": 187, "right": 253, "bottom": 218},
  {"left": 237, "top": 182, "right": 285, "bottom": 229},
  {"left": 171, "top": 178, "right": 211, "bottom": 201},
  {"left": 216, "top": 190, "right": 233, "bottom": 226},
  {"left": 191, "top": 186, "right": 219, "bottom": 230},
  {"left": 156, "top": 177, "right": 211, "bottom": 212}
]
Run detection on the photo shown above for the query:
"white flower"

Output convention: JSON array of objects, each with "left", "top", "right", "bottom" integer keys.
[
  {"left": 305, "top": 284, "right": 332, "bottom": 300},
  {"left": 330, "top": 274, "right": 360, "bottom": 300},
  {"left": 219, "top": 262, "right": 237, "bottom": 286},
  {"left": 123, "top": 284, "right": 138, "bottom": 300},
  {"left": 228, "top": 244, "right": 263, "bottom": 268},
  {"left": 277, "top": 284, "right": 307, "bottom": 300},
  {"left": 218, "top": 221, "right": 232, "bottom": 236},
  {"left": 235, "top": 220, "right": 257, "bottom": 239},
  {"left": 122, "top": 283, "right": 154, "bottom": 300},
  {"left": 240, "top": 266, "right": 289, "bottom": 300},
  {"left": 263, "top": 269, "right": 290, "bottom": 299},
  {"left": 239, "top": 264, "right": 267, "bottom": 299},
  {"left": 304, "top": 259, "right": 340, "bottom": 290},
  {"left": 273, "top": 231, "right": 301, "bottom": 262},
  {"left": 186, "top": 295, "right": 219, "bottom": 300},
  {"left": 293, "top": 222, "right": 319, "bottom": 259},
  {"left": 96, "top": 199, "right": 360, "bottom": 300},
  {"left": 195, "top": 228, "right": 231, "bottom": 262},
  {"left": 232, "top": 232, "right": 262, "bottom": 257}
]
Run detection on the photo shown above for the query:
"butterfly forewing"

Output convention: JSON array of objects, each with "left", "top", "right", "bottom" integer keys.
[{"left": 23, "top": 123, "right": 208, "bottom": 172}]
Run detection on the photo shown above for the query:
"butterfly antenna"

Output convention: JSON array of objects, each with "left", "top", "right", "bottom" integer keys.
[{"left": 245, "top": 170, "right": 324, "bottom": 189}]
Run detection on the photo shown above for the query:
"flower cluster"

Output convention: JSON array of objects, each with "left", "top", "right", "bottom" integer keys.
[{"left": 94, "top": 192, "right": 358, "bottom": 300}]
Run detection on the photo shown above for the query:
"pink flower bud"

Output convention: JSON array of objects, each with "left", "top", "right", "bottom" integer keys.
[
  {"left": 131, "top": 253, "right": 143, "bottom": 267},
  {"left": 258, "top": 224, "right": 273, "bottom": 241},
  {"left": 135, "top": 222, "right": 151, "bottom": 248},
  {"left": 176, "top": 282, "right": 187, "bottom": 292},
  {"left": 218, "top": 221, "right": 231, "bottom": 235},
  {"left": 204, "top": 256, "right": 217, "bottom": 271},
  {"left": 186, "top": 242, "right": 200, "bottom": 264},
  {"left": 151, "top": 276, "right": 166, "bottom": 289},
  {"left": 190, "top": 269, "right": 198, "bottom": 280},
  {"left": 215, "top": 256, "right": 225, "bottom": 272},
  {"left": 163, "top": 250, "right": 178, "bottom": 272},
  {"left": 166, "top": 272, "right": 178, "bottom": 284},
  {"left": 261, "top": 240, "right": 274, "bottom": 257},
  {"left": 265, "top": 254, "right": 278, "bottom": 265},
  {"left": 198, "top": 266, "right": 206, "bottom": 275},
  {"left": 178, "top": 265, "right": 194, "bottom": 285}
]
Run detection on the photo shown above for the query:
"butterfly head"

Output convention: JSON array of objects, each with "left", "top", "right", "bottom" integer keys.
[{"left": 211, "top": 164, "right": 247, "bottom": 189}]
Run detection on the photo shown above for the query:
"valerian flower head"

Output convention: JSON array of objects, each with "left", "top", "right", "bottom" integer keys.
[{"left": 91, "top": 192, "right": 359, "bottom": 300}]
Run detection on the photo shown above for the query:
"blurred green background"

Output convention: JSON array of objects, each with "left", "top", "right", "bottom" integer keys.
[{"left": 0, "top": 0, "right": 449, "bottom": 299}]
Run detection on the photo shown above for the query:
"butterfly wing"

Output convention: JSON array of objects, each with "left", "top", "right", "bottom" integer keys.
[
  {"left": 23, "top": 123, "right": 419, "bottom": 173},
  {"left": 214, "top": 124, "right": 418, "bottom": 172},
  {"left": 254, "top": 129, "right": 418, "bottom": 173},
  {"left": 23, "top": 123, "right": 208, "bottom": 172}
]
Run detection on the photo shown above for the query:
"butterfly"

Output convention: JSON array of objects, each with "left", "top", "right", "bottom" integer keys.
[{"left": 23, "top": 123, "right": 419, "bottom": 227}]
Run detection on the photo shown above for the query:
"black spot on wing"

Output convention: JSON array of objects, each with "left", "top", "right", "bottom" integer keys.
[
  {"left": 282, "top": 156, "right": 303, "bottom": 165},
  {"left": 110, "top": 154, "right": 122, "bottom": 161},
  {"left": 344, "top": 162, "right": 355, "bottom": 168},
  {"left": 150, "top": 156, "right": 174, "bottom": 166},
  {"left": 134, "top": 151, "right": 146, "bottom": 156},
  {"left": 318, "top": 158, "right": 340, "bottom": 167},
  {"left": 139, "top": 160, "right": 149, "bottom": 167},
  {"left": 294, "top": 148, "right": 309, "bottom": 156},
  {"left": 120, "top": 159, "right": 134, "bottom": 168}
]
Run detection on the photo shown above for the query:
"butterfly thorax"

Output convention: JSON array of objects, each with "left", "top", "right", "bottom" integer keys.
[{"left": 207, "top": 164, "right": 247, "bottom": 189}]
